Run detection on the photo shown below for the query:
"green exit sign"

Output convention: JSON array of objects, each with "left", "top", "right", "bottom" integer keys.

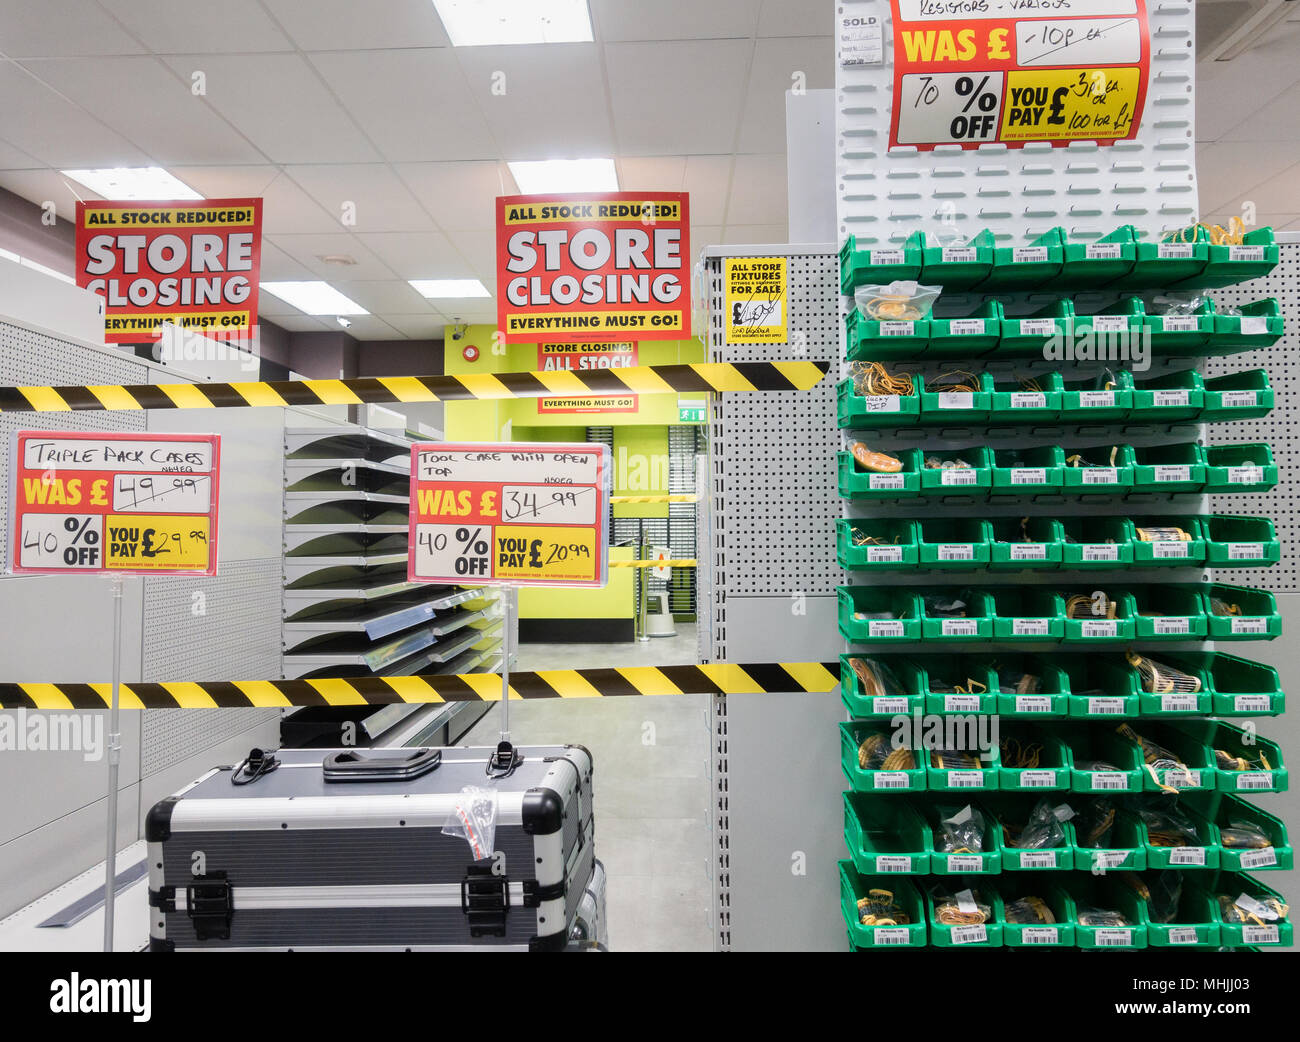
[{"left": 679, "top": 398, "right": 706, "bottom": 423}]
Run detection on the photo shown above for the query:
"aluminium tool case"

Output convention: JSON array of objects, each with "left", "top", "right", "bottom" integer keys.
[{"left": 146, "top": 744, "right": 594, "bottom": 952}]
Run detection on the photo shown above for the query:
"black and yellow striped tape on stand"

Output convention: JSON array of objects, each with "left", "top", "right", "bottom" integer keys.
[
  {"left": 0, "top": 662, "right": 840, "bottom": 709},
  {"left": 0, "top": 361, "right": 827, "bottom": 413}
]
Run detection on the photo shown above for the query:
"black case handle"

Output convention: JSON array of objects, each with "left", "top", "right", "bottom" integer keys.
[{"left": 322, "top": 748, "right": 442, "bottom": 782}]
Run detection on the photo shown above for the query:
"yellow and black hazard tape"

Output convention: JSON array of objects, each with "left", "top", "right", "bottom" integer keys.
[
  {"left": 0, "top": 360, "right": 827, "bottom": 414},
  {"left": 0, "top": 661, "right": 839, "bottom": 709},
  {"left": 609, "top": 494, "right": 699, "bottom": 504},
  {"left": 610, "top": 558, "right": 697, "bottom": 568}
]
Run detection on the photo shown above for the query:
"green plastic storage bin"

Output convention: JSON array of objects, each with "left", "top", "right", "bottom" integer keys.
[
  {"left": 1072, "top": 809, "right": 1149, "bottom": 875},
  {"left": 990, "top": 445, "right": 1064, "bottom": 494},
  {"left": 981, "top": 227, "right": 1065, "bottom": 291},
  {"left": 1203, "top": 583, "right": 1280, "bottom": 641},
  {"left": 918, "top": 447, "right": 994, "bottom": 499},
  {"left": 1143, "top": 297, "right": 1217, "bottom": 352},
  {"left": 1203, "top": 514, "right": 1280, "bottom": 568},
  {"left": 843, "top": 792, "right": 933, "bottom": 876},
  {"left": 1131, "top": 515, "right": 1206, "bottom": 567},
  {"left": 925, "top": 883, "right": 1004, "bottom": 947},
  {"left": 840, "top": 232, "right": 925, "bottom": 294},
  {"left": 997, "top": 299, "right": 1073, "bottom": 356},
  {"left": 1114, "top": 226, "right": 1209, "bottom": 289},
  {"left": 917, "top": 371, "right": 993, "bottom": 423},
  {"left": 1193, "top": 227, "right": 1280, "bottom": 288},
  {"left": 1185, "top": 792, "right": 1293, "bottom": 872},
  {"left": 837, "top": 374, "right": 921, "bottom": 428},
  {"left": 994, "top": 799, "right": 1076, "bottom": 872},
  {"left": 1212, "top": 297, "right": 1283, "bottom": 349},
  {"left": 838, "top": 585, "right": 922, "bottom": 643},
  {"left": 1060, "top": 587, "right": 1137, "bottom": 643},
  {"left": 989, "top": 516, "right": 1064, "bottom": 571},
  {"left": 1129, "top": 369, "right": 1205, "bottom": 423},
  {"left": 1058, "top": 225, "right": 1137, "bottom": 287},
  {"left": 1070, "top": 879, "right": 1149, "bottom": 949},
  {"left": 1175, "top": 720, "right": 1287, "bottom": 795},
  {"left": 988, "top": 371, "right": 1062, "bottom": 423},
  {"left": 918, "top": 588, "right": 994, "bottom": 641},
  {"left": 1202, "top": 443, "right": 1278, "bottom": 494},
  {"left": 1144, "top": 884, "right": 1220, "bottom": 948},
  {"left": 1137, "top": 800, "right": 1221, "bottom": 871},
  {"left": 991, "top": 587, "right": 1066, "bottom": 643},
  {"left": 1117, "top": 721, "right": 1215, "bottom": 792},
  {"left": 1061, "top": 442, "right": 1135, "bottom": 494},
  {"left": 1204, "top": 873, "right": 1293, "bottom": 948},
  {"left": 927, "top": 300, "right": 1003, "bottom": 357},
  {"left": 1132, "top": 585, "right": 1209, "bottom": 642},
  {"left": 919, "top": 656, "right": 998, "bottom": 715},
  {"left": 836, "top": 517, "right": 919, "bottom": 572},
  {"left": 838, "top": 445, "right": 922, "bottom": 500},
  {"left": 844, "top": 308, "right": 929, "bottom": 361},
  {"left": 840, "top": 720, "right": 926, "bottom": 793},
  {"left": 924, "top": 802, "right": 1003, "bottom": 877},
  {"left": 1060, "top": 656, "right": 1143, "bottom": 719},
  {"left": 1075, "top": 295, "right": 1145, "bottom": 342},
  {"left": 1200, "top": 370, "right": 1274, "bottom": 422},
  {"left": 840, "top": 861, "right": 928, "bottom": 949},
  {"left": 999, "top": 879, "right": 1077, "bottom": 947},
  {"left": 1200, "top": 651, "right": 1286, "bottom": 717},
  {"left": 991, "top": 656, "right": 1072, "bottom": 717},
  {"left": 995, "top": 727, "right": 1071, "bottom": 791},
  {"left": 840, "top": 654, "right": 927, "bottom": 718},
  {"left": 920, "top": 229, "right": 996, "bottom": 290},
  {"left": 1059, "top": 370, "right": 1133, "bottom": 422},
  {"left": 926, "top": 746, "right": 1000, "bottom": 793},
  {"left": 1125, "top": 652, "right": 1213, "bottom": 716},
  {"left": 1130, "top": 442, "right": 1206, "bottom": 494},
  {"left": 1065, "top": 721, "right": 1146, "bottom": 791},
  {"left": 1059, "top": 516, "right": 1135, "bottom": 570},
  {"left": 915, "top": 517, "right": 993, "bottom": 569}
]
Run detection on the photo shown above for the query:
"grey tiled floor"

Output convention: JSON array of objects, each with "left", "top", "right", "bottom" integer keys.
[{"left": 470, "top": 624, "right": 715, "bottom": 951}]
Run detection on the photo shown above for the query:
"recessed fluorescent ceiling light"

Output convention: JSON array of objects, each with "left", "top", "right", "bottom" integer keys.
[
  {"left": 433, "top": 0, "right": 593, "bottom": 46},
  {"left": 60, "top": 167, "right": 202, "bottom": 200},
  {"left": 409, "top": 279, "right": 491, "bottom": 298},
  {"left": 508, "top": 158, "right": 618, "bottom": 195},
  {"left": 261, "top": 282, "right": 368, "bottom": 316}
]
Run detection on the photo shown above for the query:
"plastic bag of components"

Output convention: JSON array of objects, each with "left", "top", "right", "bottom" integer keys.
[
  {"left": 1128, "top": 794, "right": 1199, "bottom": 847},
  {"left": 936, "top": 804, "right": 985, "bottom": 853},
  {"left": 848, "top": 656, "right": 905, "bottom": 698},
  {"left": 854, "top": 280, "right": 942, "bottom": 321},
  {"left": 1151, "top": 293, "right": 1206, "bottom": 316},
  {"left": 1075, "top": 797, "right": 1117, "bottom": 847},
  {"left": 1007, "top": 799, "right": 1072, "bottom": 849},
  {"left": 442, "top": 785, "right": 499, "bottom": 860}
]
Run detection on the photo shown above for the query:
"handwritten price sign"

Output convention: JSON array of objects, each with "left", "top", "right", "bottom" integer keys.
[
  {"left": 408, "top": 442, "right": 610, "bottom": 588},
  {"left": 10, "top": 431, "right": 220, "bottom": 575}
]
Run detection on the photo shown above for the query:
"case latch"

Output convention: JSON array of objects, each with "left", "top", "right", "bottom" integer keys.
[
  {"left": 461, "top": 861, "right": 509, "bottom": 936},
  {"left": 185, "top": 874, "right": 233, "bottom": 941}
]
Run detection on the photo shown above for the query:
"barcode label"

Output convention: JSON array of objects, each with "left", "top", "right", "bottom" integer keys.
[
  {"left": 1020, "top": 850, "right": 1057, "bottom": 868},
  {"left": 941, "top": 619, "right": 979, "bottom": 636},
  {"left": 1162, "top": 315, "right": 1198, "bottom": 332},
  {"left": 1227, "top": 466, "right": 1264, "bottom": 484},
  {"left": 868, "top": 473, "right": 905, "bottom": 490},
  {"left": 950, "top": 924, "right": 988, "bottom": 945},
  {"left": 1152, "top": 390, "right": 1190, "bottom": 408},
  {"left": 1022, "top": 927, "right": 1060, "bottom": 944},
  {"left": 1240, "top": 315, "right": 1268, "bottom": 335},
  {"left": 1168, "top": 928, "right": 1199, "bottom": 945},
  {"left": 873, "top": 927, "right": 911, "bottom": 945},
  {"left": 873, "top": 772, "right": 911, "bottom": 789},
  {"left": 1081, "top": 544, "right": 1118, "bottom": 561},
  {"left": 944, "top": 695, "right": 980, "bottom": 712},
  {"left": 866, "top": 546, "right": 904, "bottom": 562},
  {"left": 1169, "top": 847, "right": 1206, "bottom": 866},
  {"left": 1233, "top": 694, "right": 1271, "bottom": 712},
  {"left": 947, "top": 855, "right": 984, "bottom": 873},
  {"left": 868, "top": 620, "right": 905, "bottom": 638},
  {"left": 1086, "top": 243, "right": 1122, "bottom": 259},
  {"left": 1012, "top": 618, "right": 1049, "bottom": 636},
  {"left": 1087, "top": 699, "right": 1125, "bottom": 716},
  {"left": 872, "top": 696, "right": 910, "bottom": 714},
  {"left": 1013, "top": 246, "right": 1048, "bottom": 263},
  {"left": 938, "top": 544, "right": 974, "bottom": 560},
  {"left": 941, "top": 469, "right": 978, "bottom": 486},
  {"left": 1158, "top": 243, "right": 1194, "bottom": 259},
  {"left": 946, "top": 771, "right": 985, "bottom": 788},
  {"left": 1226, "top": 543, "right": 1263, "bottom": 560},
  {"left": 1094, "top": 928, "right": 1133, "bottom": 946},
  {"left": 1160, "top": 693, "right": 1198, "bottom": 713},
  {"left": 1243, "top": 925, "right": 1279, "bottom": 944},
  {"left": 1153, "top": 466, "right": 1191, "bottom": 483},
  {"left": 1236, "top": 771, "right": 1274, "bottom": 790},
  {"left": 875, "top": 856, "right": 912, "bottom": 873},
  {"left": 938, "top": 392, "right": 974, "bottom": 409},
  {"left": 949, "top": 318, "right": 985, "bottom": 335},
  {"left": 1153, "top": 617, "right": 1190, "bottom": 635},
  {"left": 1019, "top": 771, "right": 1058, "bottom": 789},
  {"left": 1019, "top": 318, "right": 1057, "bottom": 336},
  {"left": 1163, "top": 768, "right": 1202, "bottom": 788},
  {"left": 871, "top": 248, "right": 904, "bottom": 265},
  {"left": 1091, "top": 770, "right": 1127, "bottom": 787},
  {"left": 1080, "top": 620, "right": 1118, "bottom": 638},
  {"left": 1230, "top": 616, "right": 1267, "bottom": 634},
  {"left": 1010, "top": 467, "right": 1047, "bottom": 485},
  {"left": 1082, "top": 468, "right": 1118, "bottom": 484},
  {"left": 1009, "top": 392, "right": 1046, "bottom": 409},
  {"left": 880, "top": 320, "right": 915, "bottom": 336},
  {"left": 1152, "top": 542, "right": 1188, "bottom": 558},
  {"left": 1091, "top": 315, "right": 1129, "bottom": 333},
  {"left": 861, "top": 395, "right": 902, "bottom": 413},
  {"left": 1015, "top": 695, "right": 1052, "bottom": 713},
  {"left": 1010, "top": 544, "right": 1047, "bottom": 560},
  {"left": 1229, "top": 245, "right": 1265, "bottom": 262},
  {"left": 1239, "top": 847, "right": 1278, "bottom": 869},
  {"left": 1078, "top": 390, "right": 1115, "bottom": 407},
  {"left": 1219, "top": 390, "right": 1257, "bottom": 408},
  {"left": 941, "top": 246, "right": 977, "bottom": 263}
]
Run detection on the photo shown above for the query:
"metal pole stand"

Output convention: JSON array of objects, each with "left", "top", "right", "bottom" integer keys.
[
  {"left": 102, "top": 573, "right": 124, "bottom": 952},
  {"left": 487, "top": 585, "right": 520, "bottom": 778}
]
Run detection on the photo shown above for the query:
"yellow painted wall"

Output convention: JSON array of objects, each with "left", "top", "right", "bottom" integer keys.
[
  {"left": 518, "top": 545, "right": 635, "bottom": 620},
  {"left": 613, "top": 426, "right": 669, "bottom": 519}
]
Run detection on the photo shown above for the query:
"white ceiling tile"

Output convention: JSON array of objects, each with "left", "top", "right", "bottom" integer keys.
[
  {"left": 254, "top": 240, "right": 316, "bottom": 282},
  {"left": 18, "top": 57, "right": 267, "bottom": 166},
  {"left": 1193, "top": 141, "right": 1300, "bottom": 216},
  {"left": 434, "top": 303, "right": 498, "bottom": 325},
  {"left": 269, "top": 232, "right": 394, "bottom": 280},
  {"left": 259, "top": 173, "right": 345, "bottom": 234},
  {"left": 721, "top": 223, "right": 787, "bottom": 245},
  {"left": 0, "top": 1, "right": 146, "bottom": 56},
  {"left": 167, "top": 165, "right": 281, "bottom": 198},
  {"left": 0, "top": 136, "right": 42, "bottom": 169},
  {"left": 616, "top": 155, "right": 686, "bottom": 191},
  {"left": 757, "top": 0, "right": 834, "bottom": 38},
  {"left": 330, "top": 280, "right": 435, "bottom": 314},
  {"left": 283, "top": 164, "right": 436, "bottom": 233},
  {"left": 726, "top": 153, "right": 787, "bottom": 224},
  {"left": 1197, "top": 49, "right": 1300, "bottom": 142},
  {"left": 396, "top": 161, "right": 515, "bottom": 231},
  {"left": 691, "top": 225, "right": 724, "bottom": 256},
  {"left": 0, "top": 62, "right": 148, "bottom": 167},
  {"left": 1231, "top": 161, "right": 1300, "bottom": 217},
  {"left": 443, "top": 228, "right": 499, "bottom": 281},
  {"left": 268, "top": 313, "right": 331, "bottom": 332},
  {"left": 307, "top": 50, "right": 497, "bottom": 164},
  {"left": 353, "top": 230, "right": 464, "bottom": 278},
  {"left": 160, "top": 54, "right": 380, "bottom": 164},
  {"left": 592, "top": 0, "right": 760, "bottom": 41},
  {"left": 455, "top": 44, "right": 614, "bottom": 161},
  {"left": 684, "top": 155, "right": 734, "bottom": 225},
  {"left": 97, "top": 0, "right": 294, "bottom": 53},
  {"left": 261, "top": 0, "right": 451, "bottom": 50},
  {"left": 383, "top": 313, "right": 449, "bottom": 339},
  {"left": 735, "top": 36, "right": 834, "bottom": 152},
  {"left": 606, "top": 40, "right": 752, "bottom": 155},
  {"left": 0, "top": 169, "right": 94, "bottom": 222},
  {"left": 1222, "top": 81, "right": 1300, "bottom": 144},
  {"left": 334, "top": 315, "right": 404, "bottom": 339}
]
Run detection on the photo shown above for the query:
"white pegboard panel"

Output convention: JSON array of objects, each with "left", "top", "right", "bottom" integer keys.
[
  {"left": 0, "top": 320, "right": 147, "bottom": 573},
  {"left": 835, "top": 0, "right": 1198, "bottom": 247},
  {"left": 1206, "top": 240, "right": 1299, "bottom": 591},
  {"left": 140, "top": 706, "right": 276, "bottom": 778}
]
